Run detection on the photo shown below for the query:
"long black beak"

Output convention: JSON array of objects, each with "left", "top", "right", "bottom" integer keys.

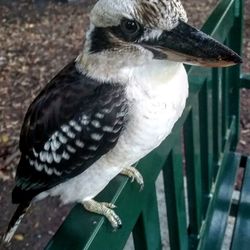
[{"left": 142, "top": 20, "right": 242, "bottom": 67}]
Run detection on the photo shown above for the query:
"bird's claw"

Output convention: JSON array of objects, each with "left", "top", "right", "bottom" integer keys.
[
  {"left": 121, "top": 166, "right": 144, "bottom": 191},
  {"left": 83, "top": 199, "right": 122, "bottom": 229}
]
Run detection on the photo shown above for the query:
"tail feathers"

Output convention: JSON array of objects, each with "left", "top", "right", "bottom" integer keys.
[{"left": 1, "top": 202, "right": 30, "bottom": 245}]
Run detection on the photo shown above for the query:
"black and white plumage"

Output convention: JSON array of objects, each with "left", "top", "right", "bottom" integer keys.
[
  {"left": 2, "top": 0, "right": 242, "bottom": 244},
  {"left": 13, "top": 61, "right": 128, "bottom": 204}
]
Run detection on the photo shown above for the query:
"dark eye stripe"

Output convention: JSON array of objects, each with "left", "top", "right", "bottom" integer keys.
[
  {"left": 89, "top": 27, "right": 113, "bottom": 53},
  {"left": 89, "top": 20, "right": 144, "bottom": 53}
]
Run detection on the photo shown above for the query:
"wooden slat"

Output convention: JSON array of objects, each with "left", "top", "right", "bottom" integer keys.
[
  {"left": 201, "top": 0, "right": 235, "bottom": 41},
  {"left": 231, "top": 157, "right": 250, "bottom": 250},
  {"left": 240, "top": 74, "right": 250, "bottom": 89},
  {"left": 221, "top": 67, "right": 229, "bottom": 141},
  {"left": 199, "top": 81, "right": 214, "bottom": 216},
  {"left": 133, "top": 185, "right": 162, "bottom": 250},
  {"left": 198, "top": 152, "right": 240, "bottom": 250},
  {"left": 183, "top": 97, "right": 203, "bottom": 248},
  {"left": 163, "top": 134, "right": 188, "bottom": 250},
  {"left": 227, "top": 0, "right": 243, "bottom": 149},
  {"left": 212, "top": 68, "right": 223, "bottom": 176}
]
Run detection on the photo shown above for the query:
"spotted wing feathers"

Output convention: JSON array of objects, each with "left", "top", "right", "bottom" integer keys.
[{"left": 13, "top": 61, "right": 128, "bottom": 203}]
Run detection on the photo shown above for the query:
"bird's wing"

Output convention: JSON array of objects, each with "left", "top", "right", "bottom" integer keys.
[{"left": 13, "top": 60, "right": 128, "bottom": 203}]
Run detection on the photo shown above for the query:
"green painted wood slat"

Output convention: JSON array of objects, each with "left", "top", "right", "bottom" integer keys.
[
  {"left": 221, "top": 67, "right": 229, "bottom": 144},
  {"left": 227, "top": 0, "right": 243, "bottom": 149},
  {"left": 199, "top": 81, "right": 214, "bottom": 217},
  {"left": 197, "top": 117, "right": 238, "bottom": 250},
  {"left": 198, "top": 152, "right": 240, "bottom": 250},
  {"left": 183, "top": 97, "right": 203, "bottom": 249},
  {"left": 163, "top": 134, "right": 188, "bottom": 250},
  {"left": 212, "top": 68, "right": 223, "bottom": 177},
  {"left": 231, "top": 157, "right": 250, "bottom": 250},
  {"left": 133, "top": 185, "right": 162, "bottom": 250},
  {"left": 240, "top": 74, "right": 250, "bottom": 88}
]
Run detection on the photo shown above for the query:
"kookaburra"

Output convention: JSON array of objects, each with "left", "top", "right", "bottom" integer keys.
[{"left": 2, "top": 0, "right": 241, "bottom": 244}]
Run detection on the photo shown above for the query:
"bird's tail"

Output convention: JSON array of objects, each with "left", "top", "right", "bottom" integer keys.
[{"left": 1, "top": 202, "right": 31, "bottom": 246}]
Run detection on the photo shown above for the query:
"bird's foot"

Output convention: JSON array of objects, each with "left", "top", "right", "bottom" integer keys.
[
  {"left": 83, "top": 199, "right": 122, "bottom": 229},
  {"left": 121, "top": 166, "right": 144, "bottom": 191}
]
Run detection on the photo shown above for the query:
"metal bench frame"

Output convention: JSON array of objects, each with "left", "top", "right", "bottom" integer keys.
[{"left": 46, "top": 0, "right": 250, "bottom": 249}]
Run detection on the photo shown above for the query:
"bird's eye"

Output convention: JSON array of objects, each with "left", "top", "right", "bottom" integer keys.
[{"left": 120, "top": 19, "right": 141, "bottom": 37}]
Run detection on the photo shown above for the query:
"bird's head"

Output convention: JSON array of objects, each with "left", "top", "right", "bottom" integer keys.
[{"left": 77, "top": 0, "right": 242, "bottom": 82}]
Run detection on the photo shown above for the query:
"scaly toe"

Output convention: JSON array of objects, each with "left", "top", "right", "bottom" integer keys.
[
  {"left": 83, "top": 199, "right": 122, "bottom": 229},
  {"left": 121, "top": 167, "right": 144, "bottom": 190},
  {"left": 101, "top": 202, "right": 117, "bottom": 209},
  {"left": 107, "top": 209, "right": 122, "bottom": 229}
]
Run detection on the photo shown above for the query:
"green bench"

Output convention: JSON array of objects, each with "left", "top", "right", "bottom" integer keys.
[{"left": 45, "top": 0, "right": 250, "bottom": 249}]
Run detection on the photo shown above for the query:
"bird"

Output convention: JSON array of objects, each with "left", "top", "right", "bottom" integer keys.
[{"left": 1, "top": 0, "right": 242, "bottom": 245}]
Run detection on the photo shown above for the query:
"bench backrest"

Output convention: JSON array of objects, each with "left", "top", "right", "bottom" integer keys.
[{"left": 45, "top": 0, "right": 246, "bottom": 249}]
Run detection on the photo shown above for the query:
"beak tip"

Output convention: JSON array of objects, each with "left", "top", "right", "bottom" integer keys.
[
  {"left": 228, "top": 51, "right": 242, "bottom": 65},
  {"left": 221, "top": 52, "right": 242, "bottom": 66},
  {"left": 234, "top": 55, "right": 243, "bottom": 64}
]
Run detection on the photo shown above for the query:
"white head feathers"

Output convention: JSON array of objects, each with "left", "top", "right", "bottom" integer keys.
[{"left": 91, "top": 0, "right": 188, "bottom": 31}]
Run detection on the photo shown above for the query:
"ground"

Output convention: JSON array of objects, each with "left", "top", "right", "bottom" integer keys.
[{"left": 0, "top": 0, "right": 249, "bottom": 249}]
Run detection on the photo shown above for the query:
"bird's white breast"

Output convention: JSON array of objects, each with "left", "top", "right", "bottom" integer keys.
[
  {"left": 112, "top": 61, "right": 189, "bottom": 165},
  {"left": 42, "top": 61, "right": 188, "bottom": 203}
]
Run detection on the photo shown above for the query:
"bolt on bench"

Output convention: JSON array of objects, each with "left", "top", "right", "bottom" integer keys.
[{"left": 45, "top": 0, "right": 250, "bottom": 249}]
